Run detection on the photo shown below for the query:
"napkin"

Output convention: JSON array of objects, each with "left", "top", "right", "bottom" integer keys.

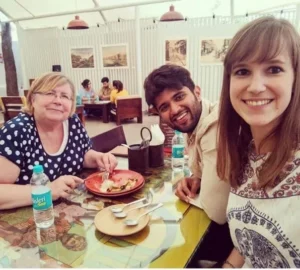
[
  {"left": 188, "top": 194, "right": 203, "bottom": 209},
  {"left": 150, "top": 124, "right": 165, "bottom": 146},
  {"left": 149, "top": 182, "right": 183, "bottom": 222}
]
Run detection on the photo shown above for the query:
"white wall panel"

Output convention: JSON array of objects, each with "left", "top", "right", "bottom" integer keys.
[{"left": 18, "top": 9, "right": 296, "bottom": 107}]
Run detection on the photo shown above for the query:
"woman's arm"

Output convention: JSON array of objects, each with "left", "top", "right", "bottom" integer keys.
[
  {"left": 0, "top": 184, "right": 32, "bottom": 210},
  {"left": 223, "top": 248, "right": 245, "bottom": 268},
  {"left": 0, "top": 156, "right": 33, "bottom": 209},
  {"left": 110, "top": 90, "right": 116, "bottom": 103}
]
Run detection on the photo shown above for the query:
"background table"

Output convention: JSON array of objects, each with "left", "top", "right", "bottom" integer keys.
[{"left": 83, "top": 101, "right": 111, "bottom": 123}]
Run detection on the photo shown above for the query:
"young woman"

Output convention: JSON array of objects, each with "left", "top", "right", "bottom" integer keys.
[
  {"left": 79, "top": 79, "right": 95, "bottom": 101},
  {"left": 217, "top": 17, "right": 300, "bottom": 268},
  {"left": 110, "top": 80, "right": 129, "bottom": 105}
]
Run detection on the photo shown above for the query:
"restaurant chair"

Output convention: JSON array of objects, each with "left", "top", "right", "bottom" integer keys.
[
  {"left": 24, "top": 89, "right": 29, "bottom": 98},
  {"left": 29, "top": 79, "right": 35, "bottom": 86},
  {"left": 1, "top": 96, "right": 26, "bottom": 122},
  {"left": 91, "top": 126, "right": 127, "bottom": 153},
  {"left": 112, "top": 95, "right": 143, "bottom": 125}
]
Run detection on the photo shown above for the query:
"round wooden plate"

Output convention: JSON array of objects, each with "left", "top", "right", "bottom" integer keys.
[
  {"left": 94, "top": 204, "right": 150, "bottom": 236},
  {"left": 85, "top": 169, "right": 145, "bottom": 197}
]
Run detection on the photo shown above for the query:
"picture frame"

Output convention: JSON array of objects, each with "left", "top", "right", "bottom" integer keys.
[
  {"left": 101, "top": 44, "right": 129, "bottom": 68},
  {"left": 165, "top": 39, "right": 187, "bottom": 67},
  {"left": 200, "top": 38, "right": 231, "bottom": 63},
  {"left": 70, "top": 47, "right": 95, "bottom": 69}
]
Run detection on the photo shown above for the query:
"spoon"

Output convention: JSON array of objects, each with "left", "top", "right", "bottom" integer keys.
[
  {"left": 114, "top": 201, "right": 152, "bottom": 218},
  {"left": 121, "top": 144, "right": 130, "bottom": 149},
  {"left": 110, "top": 197, "right": 147, "bottom": 213},
  {"left": 124, "top": 203, "right": 163, "bottom": 226}
]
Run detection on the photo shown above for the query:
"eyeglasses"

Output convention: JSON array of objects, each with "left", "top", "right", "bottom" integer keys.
[{"left": 35, "top": 91, "right": 73, "bottom": 102}]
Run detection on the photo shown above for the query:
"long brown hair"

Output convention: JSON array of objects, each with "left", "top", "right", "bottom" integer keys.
[{"left": 217, "top": 17, "right": 300, "bottom": 188}]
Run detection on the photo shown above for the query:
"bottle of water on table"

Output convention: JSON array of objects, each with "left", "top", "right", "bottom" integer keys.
[
  {"left": 31, "top": 165, "right": 54, "bottom": 228},
  {"left": 172, "top": 130, "right": 185, "bottom": 172}
]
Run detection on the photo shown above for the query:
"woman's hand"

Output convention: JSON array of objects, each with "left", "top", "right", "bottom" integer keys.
[
  {"left": 50, "top": 175, "right": 84, "bottom": 200},
  {"left": 84, "top": 150, "right": 118, "bottom": 172},
  {"left": 95, "top": 152, "right": 118, "bottom": 172}
]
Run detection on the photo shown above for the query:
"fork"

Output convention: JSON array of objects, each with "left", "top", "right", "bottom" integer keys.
[{"left": 102, "top": 171, "right": 109, "bottom": 181}]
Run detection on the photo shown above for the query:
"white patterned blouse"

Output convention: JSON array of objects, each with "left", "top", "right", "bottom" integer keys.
[{"left": 227, "top": 142, "right": 300, "bottom": 268}]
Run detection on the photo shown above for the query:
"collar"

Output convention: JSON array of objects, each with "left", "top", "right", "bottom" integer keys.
[{"left": 186, "top": 99, "right": 218, "bottom": 146}]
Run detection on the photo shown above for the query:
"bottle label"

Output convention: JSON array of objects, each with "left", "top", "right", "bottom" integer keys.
[
  {"left": 32, "top": 190, "right": 52, "bottom": 211},
  {"left": 172, "top": 145, "right": 184, "bottom": 158}
]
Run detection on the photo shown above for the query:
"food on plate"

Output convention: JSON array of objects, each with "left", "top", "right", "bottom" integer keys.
[{"left": 98, "top": 177, "right": 138, "bottom": 193}]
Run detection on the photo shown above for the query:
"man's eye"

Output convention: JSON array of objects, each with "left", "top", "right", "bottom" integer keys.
[
  {"left": 174, "top": 93, "right": 185, "bottom": 101},
  {"left": 46, "top": 92, "right": 55, "bottom": 96},
  {"left": 234, "top": 69, "right": 249, "bottom": 76},
  {"left": 160, "top": 105, "right": 168, "bottom": 113},
  {"left": 268, "top": 66, "right": 283, "bottom": 74}
]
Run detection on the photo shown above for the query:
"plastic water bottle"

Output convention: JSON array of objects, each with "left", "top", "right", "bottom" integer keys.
[
  {"left": 172, "top": 130, "right": 185, "bottom": 172},
  {"left": 31, "top": 165, "right": 54, "bottom": 229},
  {"left": 184, "top": 155, "right": 191, "bottom": 177}
]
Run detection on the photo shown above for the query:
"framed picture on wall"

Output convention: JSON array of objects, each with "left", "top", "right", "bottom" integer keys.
[
  {"left": 200, "top": 38, "right": 231, "bottom": 63},
  {"left": 165, "top": 39, "right": 187, "bottom": 67},
  {"left": 101, "top": 44, "right": 129, "bottom": 68},
  {"left": 70, "top": 47, "right": 95, "bottom": 68}
]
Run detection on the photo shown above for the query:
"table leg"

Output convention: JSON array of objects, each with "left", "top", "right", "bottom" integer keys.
[
  {"left": 103, "top": 104, "right": 110, "bottom": 123},
  {"left": 77, "top": 110, "right": 85, "bottom": 127}
]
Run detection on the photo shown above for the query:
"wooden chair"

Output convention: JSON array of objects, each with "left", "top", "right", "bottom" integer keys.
[
  {"left": 1, "top": 97, "right": 25, "bottom": 122},
  {"left": 24, "top": 89, "right": 29, "bottom": 97},
  {"left": 114, "top": 95, "right": 143, "bottom": 125},
  {"left": 91, "top": 126, "right": 127, "bottom": 153},
  {"left": 29, "top": 79, "right": 35, "bottom": 86}
]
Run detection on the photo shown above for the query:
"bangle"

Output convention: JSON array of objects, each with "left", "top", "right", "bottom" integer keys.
[{"left": 224, "top": 260, "right": 235, "bottom": 268}]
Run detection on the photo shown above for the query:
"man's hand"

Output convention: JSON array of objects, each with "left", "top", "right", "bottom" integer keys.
[{"left": 175, "top": 176, "right": 201, "bottom": 202}]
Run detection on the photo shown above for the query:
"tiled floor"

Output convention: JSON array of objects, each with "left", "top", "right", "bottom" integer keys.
[
  {"left": 85, "top": 112, "right": 159, "bottom": 145},
  {"left": 0, "top": 112, "right": 160, "bottom": 145}
]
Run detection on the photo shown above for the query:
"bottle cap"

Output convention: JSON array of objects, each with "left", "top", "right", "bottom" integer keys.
[
  {"left": 175, "top": 130, "right": 181, "bottom": 135},
  {"left": 33, "top": 164, "right": 43, "bottom": 174}
]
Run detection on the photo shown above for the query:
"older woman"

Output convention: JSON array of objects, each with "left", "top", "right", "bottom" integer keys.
[{"left": 0, "top": 72, "right": 117, "bottom": 210}]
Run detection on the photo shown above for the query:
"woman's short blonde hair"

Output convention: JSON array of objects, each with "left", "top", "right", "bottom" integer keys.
[{"left": 23, "top": 72, "right": 76, "bottom": 116}]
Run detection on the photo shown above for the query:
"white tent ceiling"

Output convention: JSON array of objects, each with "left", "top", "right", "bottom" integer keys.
[{"left": 0, "top": 0, "right": 299, "bottom": 30}]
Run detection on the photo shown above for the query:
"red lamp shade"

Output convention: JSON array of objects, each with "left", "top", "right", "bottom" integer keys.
[
  {"left": 160, "top": 5, "right": 184, "bottom": 22},
  {"left": 67, "top": 15, "right": 89, "bottom": 29}
]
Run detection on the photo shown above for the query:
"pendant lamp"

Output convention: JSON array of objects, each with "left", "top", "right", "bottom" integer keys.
[{"left": 67, "top": 15, "right": 89, "bottom": 29}]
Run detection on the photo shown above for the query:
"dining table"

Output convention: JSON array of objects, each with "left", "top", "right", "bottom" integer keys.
[
  {"left": 0, "top": 157, "right": 211, "bottom": 268},
  {"left": 82, "top": 100, "right": 111, "bottom": 123}
]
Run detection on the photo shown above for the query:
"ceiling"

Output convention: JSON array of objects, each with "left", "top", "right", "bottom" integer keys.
[{"left": 0, "top": 0, "right": 299, "bottom": 30}]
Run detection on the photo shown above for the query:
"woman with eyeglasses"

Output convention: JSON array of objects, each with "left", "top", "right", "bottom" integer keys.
[{"left": 0, "top": 72, "right": 117, "bottom": 210}]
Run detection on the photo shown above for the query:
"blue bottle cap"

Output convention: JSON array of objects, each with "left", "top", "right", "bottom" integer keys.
[
  {"left": 175, "top": 130, "right": 181, "bottom": 135},
  {"left": 33, "top": 164, "right": 43, "bottom": 174}
]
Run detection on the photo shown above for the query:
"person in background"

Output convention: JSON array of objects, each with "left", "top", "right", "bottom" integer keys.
[
  {"left": 98, "top": 77, "right": 113, "bottom": 101},
  {"left": 0, "top": 72, "right": 118, "bottom": 210},
  {"left": 79, "top": 79, "right": 95, "bottom": 102},
  {"left": 217, "top": 17, "right": 300, "bottom": 268},
  {"left": 144, "top": 64, "right": 232, "bottom": 265},
  {"left": 110, "top": 80, "right": 129, "bottom": 106}
]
